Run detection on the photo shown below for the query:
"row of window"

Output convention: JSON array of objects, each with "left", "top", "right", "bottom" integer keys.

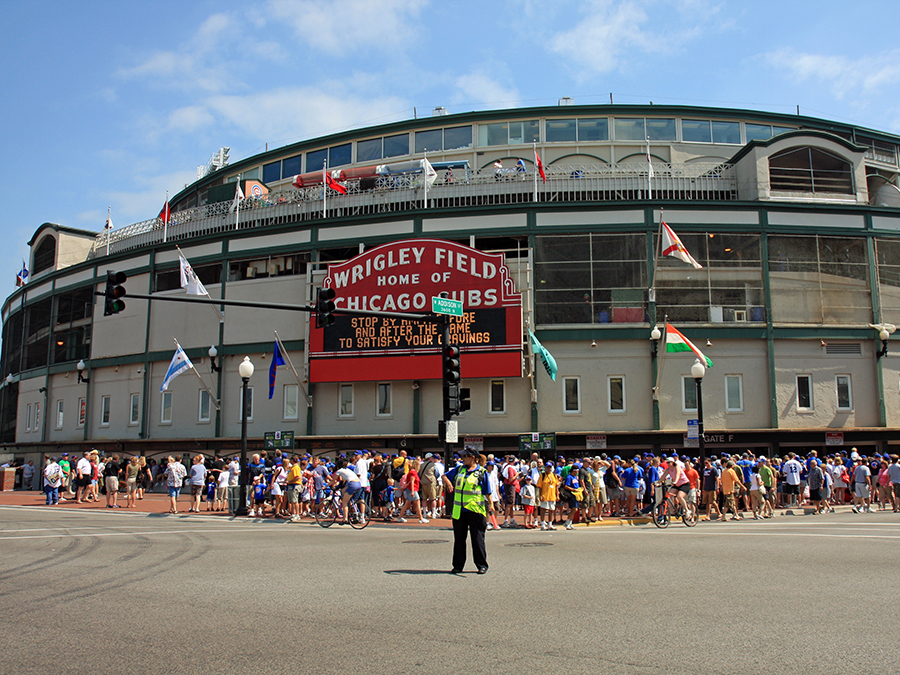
[
  {"left": 21, "top": 372, "right": 855, "bottom": 435},
  {"left": 257, "top": 117, "right": 799, "bottom": 183}
]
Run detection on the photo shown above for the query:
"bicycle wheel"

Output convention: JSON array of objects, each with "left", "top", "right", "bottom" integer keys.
[
  {"left": 653, "top": 500, "right": 670, "bottom": 529},
  {"left": 316, "top": 500, "right": 338, "bottom": 528},
  {"left": 681, "top": 501, "right": 698, "bottom": 527},
  {"left": 348, "top": 502, "right": 370, "bottom": 529}
]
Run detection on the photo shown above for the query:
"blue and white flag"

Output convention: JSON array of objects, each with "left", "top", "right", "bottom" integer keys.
[
  {"left": 161, "top": 342, "right": 194, "bottom": 392},
  {"left": 15, "top": 259, "right": 28, "bottom": 287},
  {"left": 529, "top": 330, "right": 558, "bottom": 381}
]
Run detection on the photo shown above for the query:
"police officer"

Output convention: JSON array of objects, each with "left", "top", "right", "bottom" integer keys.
[{"left": 442, "top": 448, "right": 491, "bottom": 574}]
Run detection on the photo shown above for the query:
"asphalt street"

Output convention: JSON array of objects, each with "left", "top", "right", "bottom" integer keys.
[{"left": 1, "top": 506, "right": 897, "bottom": 675}]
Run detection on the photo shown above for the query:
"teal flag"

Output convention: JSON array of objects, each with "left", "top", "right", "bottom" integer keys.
[{"left": 529, "top": 330, "right": 558, "bottom": 381}]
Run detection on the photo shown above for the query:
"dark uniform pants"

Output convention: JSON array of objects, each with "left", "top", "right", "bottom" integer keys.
[{"left": 452, "top": 509, "right": 487, "bottom": 571}]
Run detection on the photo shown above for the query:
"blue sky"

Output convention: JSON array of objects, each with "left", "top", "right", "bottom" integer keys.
[{"left": 2, "top": 0, "right": 899, "bottom": 291}]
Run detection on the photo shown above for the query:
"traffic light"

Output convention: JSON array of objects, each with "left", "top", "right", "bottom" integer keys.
[
  {"left": 104, "top": 270, "right": 127, "bottom": 316},
  {"left": 315, "top": 287, "right": 336, "bottom": 328},
  {"left": 458, "top": 387, "right": 471, "bottom": 413},
  {"left": 442, "top": 345, "right": 461, "bottom": 385}
]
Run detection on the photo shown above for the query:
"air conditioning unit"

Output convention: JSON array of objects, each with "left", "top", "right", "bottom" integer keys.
[
  {"left": 734, "top": 309, "right": 747, "bottom": 322},
  {"left": 709, "top": 306, "right": 724, "bottom": 322}
]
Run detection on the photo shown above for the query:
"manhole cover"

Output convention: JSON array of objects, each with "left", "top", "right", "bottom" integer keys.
[
  {"left": 402, "top": 539, "right": 449, "bottom": 545},
  {"left": 505, "top": 542, "right": 554, "bottom": 547}
]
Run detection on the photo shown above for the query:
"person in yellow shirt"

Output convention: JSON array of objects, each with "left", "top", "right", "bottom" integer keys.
[
  {"left": 285, "top": 456, "right": 304, "bottom": 521},
  {"left": 720, "top": 461, "right": 746, "bottom": 521},
  {"left": 535, "top": 461, "right": 560, "bottom": 531}
]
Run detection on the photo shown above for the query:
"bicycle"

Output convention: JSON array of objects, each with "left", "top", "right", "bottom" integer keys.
[
  {"left": 652, "top": 483, "right": 698, "bottom": 528},
  {"left": 315, "top": 486, "right": 370, "bottom": 529}
]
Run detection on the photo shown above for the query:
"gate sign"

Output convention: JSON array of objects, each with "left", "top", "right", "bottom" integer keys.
[{"left": 308, "top": 239, "right": 523, "bottom": 383}]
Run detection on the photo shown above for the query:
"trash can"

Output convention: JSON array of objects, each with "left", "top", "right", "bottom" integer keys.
[{"left": 227, "top": 487, "right": 242, "bottom": 515}]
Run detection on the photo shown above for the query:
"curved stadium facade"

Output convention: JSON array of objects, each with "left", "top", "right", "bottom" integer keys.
[{"left": 4, "top": 103, "right": 900, "bottom": 462}]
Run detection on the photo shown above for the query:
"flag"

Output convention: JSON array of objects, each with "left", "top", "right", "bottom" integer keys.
[
  {"left": 529, "top": 330, "right": 558, "bottom": 381},
  {"left": 105, "top": 215, "right": 113, "bottom": 230},
  {"left": 158, "top": 201, "right": 170, "bottom": 225},
  {"left": 16, "top": 260, "right": 28, "bottom": 287},
  {"left": 661, "top": 221, "right": 703, "bottom": 269},
  {"left": 534, "top": 149, "right": 546, "bottom": 182},
  {"left": 268, "top": 339, "right": 286, "bottom": 399},
  {"left": 665, "top": 323, "right": 713, "bottom": 368},
  {"left": 422, "top": 157, "right": 437, "bottom": 186},
  {"left": 160, "top": 343, "right": 194, "bottom": 392},
  {"left": 325, "top": 172, "right": 347, "bottom": 194},
  {"left": 229, "top": 181, "right": 244, "bottom": 213},
  {"left": 179, "top": 253, "right": 208, "bottom": 296}
]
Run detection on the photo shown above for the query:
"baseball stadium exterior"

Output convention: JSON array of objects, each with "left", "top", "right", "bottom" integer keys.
[{"left": 3, "top": 103, "right": 900, "bottom": 464}]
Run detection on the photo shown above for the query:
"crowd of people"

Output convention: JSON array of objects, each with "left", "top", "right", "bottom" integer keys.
[{"left": 25, "top": 445, "right": 900, "bottom": 523}]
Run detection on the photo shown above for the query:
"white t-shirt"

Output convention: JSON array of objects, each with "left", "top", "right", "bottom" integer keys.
[
  {"left": 217, "top": 470, "right": 230, "bottom": 488},
  {"left": 76, "top": 457, "right": 92, "bottom": 477},
  {"left": 355, "top": 458, "right": 370, "bottom": 487},
  {"left": 228, "top": 461, "right": 240, "bottom": 486},
  {"left": 337, "top": 467, "right": 360, "bottom": 485},
  {"left": 783, "top": 459, "right": 803, "bottom": 485}
]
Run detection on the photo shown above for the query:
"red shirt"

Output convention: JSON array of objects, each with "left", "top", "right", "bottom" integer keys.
[{"left": 685, "top": 467, "right": 700, "bottom": 490}]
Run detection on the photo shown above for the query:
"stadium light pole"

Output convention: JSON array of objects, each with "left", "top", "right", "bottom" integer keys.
[{"left": 235, "top": 356, "right": 254, "bottom": 516}]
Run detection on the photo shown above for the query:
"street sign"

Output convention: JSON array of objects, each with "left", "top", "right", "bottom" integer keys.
[
  {"left": 431, "top": 295, "right": 463, "bottom": 316},
  {"left": 825, "top": 431, "right": 844, "bottom": 446},
  {"left": 686, "top": 419, "right": 699, "bottom": 439}
]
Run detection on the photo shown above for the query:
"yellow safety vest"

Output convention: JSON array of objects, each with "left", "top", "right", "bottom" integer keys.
[{"left": 452, "top": 468, "right": 486, "bottom": 518}]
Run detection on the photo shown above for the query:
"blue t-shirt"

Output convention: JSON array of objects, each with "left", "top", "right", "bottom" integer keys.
[
  {"left": 621, "top": 466, "right": 643, "bottom": 489},
  {"left": 253, "top": 483, "right": 266, "bottom": 501},
  {"left": 736, "top": 460, "right": 753, "bottom": 483}
]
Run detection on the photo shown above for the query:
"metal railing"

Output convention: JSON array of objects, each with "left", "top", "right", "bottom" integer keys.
[{"left": 89, "top": 162, "right": 736, "bottom": 258}]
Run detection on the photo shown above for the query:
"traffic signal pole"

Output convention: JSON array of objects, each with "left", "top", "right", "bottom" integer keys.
[{"left": 441, "top": 314, "right": 454, "bottom": 469}]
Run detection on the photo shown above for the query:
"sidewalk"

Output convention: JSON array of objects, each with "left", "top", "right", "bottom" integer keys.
[{"left": 0, "top": 488, "right": 868, "bottom": 527}]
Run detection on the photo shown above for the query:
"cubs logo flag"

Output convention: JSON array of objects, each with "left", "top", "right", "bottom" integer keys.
[{"left": 268, "top": 340, "right": 286, "bottom": 399}]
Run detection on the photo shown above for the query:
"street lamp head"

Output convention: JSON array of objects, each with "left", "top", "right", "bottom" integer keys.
[
  {"left": 238, "top": 356, "right": 254, "bottom": 379},
  {"left": 650, "top": 326, "right": 661, "bottom": 341},
  {"left": 691, "top": 359, "right": 706, "bottom": 380},
  {"left": 76, "top": 359, "right": 86, "bottom": 372},
  {"left": 208, "top": 345, "right": 218, "bottom": 359},
  {"left": 879, "top": 329, "right": 890, "bottom": 342}
]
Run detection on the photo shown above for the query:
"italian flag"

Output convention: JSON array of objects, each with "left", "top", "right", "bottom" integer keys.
[{"left": 665, "top": 323, "right": 713, "bottom": 368}]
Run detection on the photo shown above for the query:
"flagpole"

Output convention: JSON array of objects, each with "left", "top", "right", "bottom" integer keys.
[
  {"left": 423, "top": 150, "right": 428, "bottom": 209},
  {"left": 322, "top": 160, "right": 327, "bottom": 219},
  {"left": 274, "top": 330, "right": 313, "bottom": 407},
  {"left": 646, "top": 136, "right": 653, "bottom": 201},
  {"left": 106, "top": 206, "right": 111, "bottom": 256},
  {"left": 653, "top": 317, "right": 668, "bottom": 401},
  {"left": 235, "top": 173, "right": 241, "bottom": 231},
  {"left": 650, "top": 207, "right": 664, "bottom": 303},
  {"left": 533, "top": 142, "right": 538, "bottom": 202},
  {"left": 163, "top": 190, "right": 169, "bottom": 244}
]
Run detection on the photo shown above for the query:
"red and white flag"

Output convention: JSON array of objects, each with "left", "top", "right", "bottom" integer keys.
[
  {"left": 661, "top": 221, "right": 702, "bottom": 269},
  {"left": 534, "top": 148, "right": 546, "bottom": 182},
  {"left": 325, "top": 172, "right": 347, "bottom": 194},
  {"left": 158, "top": 200, "right": 171, "bottom": 225}
]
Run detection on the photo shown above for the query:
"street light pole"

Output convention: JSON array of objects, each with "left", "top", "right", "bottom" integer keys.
[
  {"left": 650, "top": 325, "right": 661, "bottom": 430},
  {"left": 235, "top": 356, "right": 254, "bottom": 517},
  {"left": 691, "top": 360, "right": 706, "bottom": 467}
]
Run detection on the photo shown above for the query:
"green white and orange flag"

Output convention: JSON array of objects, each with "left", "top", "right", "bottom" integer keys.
[{"left": 665, "top": 323, "right": 713, "bottom": 368}]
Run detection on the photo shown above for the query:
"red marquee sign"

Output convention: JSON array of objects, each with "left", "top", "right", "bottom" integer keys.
[{"left": 308, "top": 239, "right": 523, "bottom": 383}]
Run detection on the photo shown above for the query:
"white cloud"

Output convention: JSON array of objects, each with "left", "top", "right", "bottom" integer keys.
[
  {"left": 102, "top": 168, "right": 198, "bottom": 224},
  {"left": 167, "top": 106, "right": 216, "bottom": 133},
  {"left": 451, "top": 73, "right": 521, "bottom": 110},
  {"left": 764, "top": 48, "right": 900, "bottom": 101},
  {"left": 266, "top": 0, "right": 427, "bottom": 55}
]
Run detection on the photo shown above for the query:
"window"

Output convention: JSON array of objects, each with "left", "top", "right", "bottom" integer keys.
[
  {"left": 262, "top": 161, "right": 281, "bottom": 184},
  {"left": 357, "top": 138, "right": 383, "bottom": 162},
  {"left": 614, "top": 118, "right": 645, "bottom": 141},
  {"left": 796, "top": 374, "right": 813, "bottom": 411},
  {"left": 490, "top": 380, "right": 506, "bottom": 414},
  {"left": 33, "top": 235, "right": 56, "bottom": 274},
  {"left": 306, "top": 148, "right": 326, "bottom": 172},
  {"left": 25, "top": 403, "right": 31, "bottom": 431},
  {"left": 608, "top": 376, "right": 625, "bottom": 412},
  {"left": 227, "top": 253, "right": 309, "bottom": 282},
  {"left": 100, "top": 396, "right": 111, "bottom": 427},
  {"left": 377, "top": 383, "right": 392, "bottom": 417},
  {"left": 383, "top": 133, "right": 409, "bottom": 158},
  {"left": 284, "top": 384, "right": 299, "bottom": 420},
  {"left": 682, "top": 376, "right": 698, "bottom": 412},
  {"left": 836, "top": 375, "right": 852, "bottom": 411},
  {"left": 546, "top": 118, "right": 609, "bottom": 143},
  {"left": 281, "top": 154, "right": 302, "bottom": 177},
  {"left": 479, "top": 120, "right": 539, "bottom": 146},
  {"left": 443, "top": 125, "right": 472, "bottom": 150},
  {"left": 238, "top": 386, "right": 254, "bottom": 422},
  {"left": 77, "top": 397, "right": 85, "bottom": 428},
  {"left": 34, "top": 403, "right": 40, "bottom": 432},
  {"left": 415, "top": 129, "right": 443, "bottom": 154},
  {"left": 156, "top": 262, "right": 220, "bottom": 292},
  {"left": 563, "top": 377, "right": 581, "bottom": 413},
  {"left": 646, "top": 118, "right": 676, "bottom": 140},
  {"left": 339, "top": 384, "right": 354, "bottom": 417},
  {"left": 712, "top": 121, "right": 741, "bottom": 144},
  {"left": 161, "top": 391, "right": 173, "bottom": 424},
  {"left": 769, "top": 146, "right": 853, "bottom": 194},
  {"left": 55, "top": 400, "right": 63, "bottom": 429},
  {"left": 682, "top": 119, "right": 712, "bottom": 143},
  {"left": 725, "top": 375, "right": 743, "bottom": 412},
  {"left": 546, "top": 119, "right": 577, "bottom": 142},
  {"left": 129, "top": 393, "right": 140, "bottom": 426},
  {"left": 329, "top": 143, "right": 351, "bottom": 167},
  {"left": 199, "top": 390, "right": 211, "bottom": 423}
]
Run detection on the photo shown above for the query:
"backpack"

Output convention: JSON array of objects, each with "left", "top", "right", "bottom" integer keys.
[{"left": 398, "top": 472, "right": 410, "bottom": 491}]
